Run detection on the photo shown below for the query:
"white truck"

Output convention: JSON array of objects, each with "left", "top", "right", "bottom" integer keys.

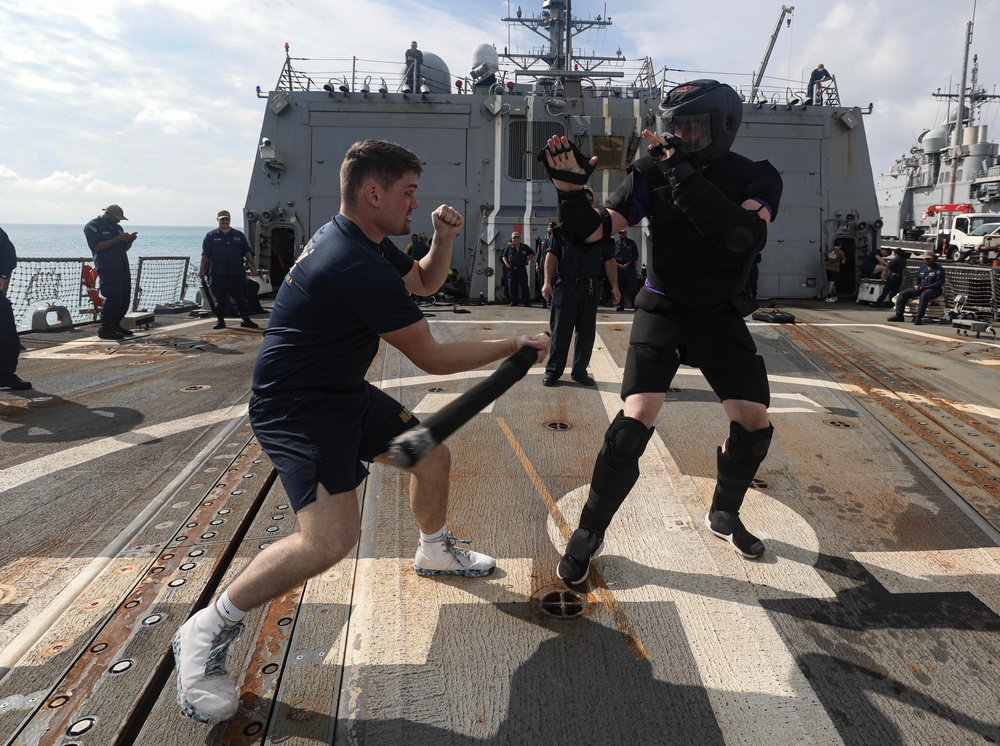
[{"left": 927, "top": 204, "right": 1000, "bottom": 261}]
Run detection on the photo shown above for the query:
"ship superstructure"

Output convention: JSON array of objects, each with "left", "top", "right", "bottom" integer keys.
[
  {"left": 877, "top": 17, "right": 1000, "bottom": 240},
  {"left": 244, "top": 0, "right": 881, "bottom": 300}
]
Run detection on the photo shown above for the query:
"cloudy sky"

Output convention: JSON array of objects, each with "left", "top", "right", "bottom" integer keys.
[{"left": 1, "top": 0, "right": 997, "bottom": 227}]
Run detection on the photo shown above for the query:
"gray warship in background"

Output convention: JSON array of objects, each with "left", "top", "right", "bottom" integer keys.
[
  {"left": 242, "top": 0, "right": 881, "bottom": 300},
  {"left": 876, "top": 16, "right": 1000, "bottom": 247}
]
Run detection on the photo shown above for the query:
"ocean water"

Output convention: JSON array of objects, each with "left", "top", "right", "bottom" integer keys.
[
  {"left": 5, "top": 223, "right": 211, "bottom": 331},
  {"left": 4, "top": 223, "right": 207, "bottom": 267}
]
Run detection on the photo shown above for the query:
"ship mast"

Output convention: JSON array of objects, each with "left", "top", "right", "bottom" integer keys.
[
  {"left": 946, "top": 19, "right": 974, "bottom": 204},
  {"left": 500, "top": 0, "right": 619, "bottom": 80}
]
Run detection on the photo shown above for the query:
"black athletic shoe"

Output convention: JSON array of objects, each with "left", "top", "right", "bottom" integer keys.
[
  {"left": 572, "top": 372, "right": 596, "bottom": 387},
  {"left": 213, "top": 320, "right": 226, "bottom": 330},
  {"left": 240, "top": 319, "right": 259, "bottom": 329},
  {"left": 542, "top": 375, "right": 559, "bottom": 387},
  {"left": 0, "top": 373, "right": 32, "bottom": 390},
  {"left": 912, "top": 317, "right": 924, "bottom": 326},
  {"left": 704, "top": 511, "right": 765, "bottom": 559},
  {"left": 98, "top": 328, "right": 125, "bottom": 340},
  {"left": 556, "top": 527, "right": 605, "bottom": 586},
  {"left": 116, "top": 326, "right": 134, "bottom": 337},
  {"left": 886, "top": 315, "right": 905, "bottom": 322}
]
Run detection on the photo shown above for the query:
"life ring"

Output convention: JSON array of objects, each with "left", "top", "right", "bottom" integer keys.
[{"left": 81, "top": 265, "right": 103, "bottom": 307}]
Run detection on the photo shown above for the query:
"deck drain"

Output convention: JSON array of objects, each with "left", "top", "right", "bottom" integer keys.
[
  {"left": 142, "top": 613, "right": 164, "bottom": 626},
  {"left": 179, "top": 385, "right": 211, "bottom": 392},
  {"left": 244, "top": 723, "right": 264, "bottom": 736},
  {"left": 188, "top": 549, "right": 205, "bottom": 557},
  {"left": 262, "top": 663, "right": 279, "bottom": 674},
  {"left": 48, "top": 696, "right": 69, "bottom": 708},
  {"left": 278, "top": 617, "right": 293, "bottom": 626},
  {"left": 537, "top": 588, "right": 587, "bottom": 620},
  {"left": 827, "top": 420, "right": 852, "bottom": 428},
  {"left": 90, "top": 643, "right": 108, "bottom": 653},
  {"left": 427, "top": 387, "right": 445, "bottom": 393},
  {"left": 545, "top": 421, "right": 571, "bottom": 431},
  {"left": 751, "top": 478, "right": 769, "bottom": 489}
]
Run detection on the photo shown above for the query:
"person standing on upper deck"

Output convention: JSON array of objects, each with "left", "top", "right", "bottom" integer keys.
[
  {"left": 199, "top": 209, "right": 259, "bottom": 330},
  {"left": 538, "top": 79, "right": 782, "bottom": 585},
  {"left": 0, "top": 227, "right": 31, "bottom": 390},
  {"left": 404, "top": 40, "right": 423, "bottom": 92},
  {"left": 84, "top": 204, "right": 136, "bottom": 341},
  {"left": 808, "top": 63, "right": 832, "bottom": 105},
  {"left": 171, "top": 139, "right": 549, "bottom": 726}
]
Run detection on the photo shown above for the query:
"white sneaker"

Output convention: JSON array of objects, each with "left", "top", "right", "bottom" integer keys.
[
  {"left": 172, "top": 606, "right": 244, "bottom": 723},
  {"left": 413, "top": 533, "right": 496, "bottom": 577}
]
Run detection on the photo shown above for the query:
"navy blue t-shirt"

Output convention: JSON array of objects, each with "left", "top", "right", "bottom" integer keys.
[
  {"left": 202, "top": 227, "right": 251, "bottom": 276},
  {"left": 83, "top": 216, "right": 128, "bottom": 272},
  {"left": 252, "top": 215, "right": 423, "bottom": 393}
]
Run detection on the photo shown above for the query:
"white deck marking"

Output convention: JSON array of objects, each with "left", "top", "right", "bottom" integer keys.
[
  {"left": 575, "top": 333, "right": 844, "bottom": 744},
  {"left": 411, "top": 392, "right": 495, "bottom": 414},
  {"left": 0, "top": 405, "right": 246, "bottom": 491}
]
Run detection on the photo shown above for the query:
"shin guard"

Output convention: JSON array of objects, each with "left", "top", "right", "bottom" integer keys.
[
  {"left": 580, "top": 411, "right": 654, "bottom": 535},
  {"left": 711, "top": 421, "right": 773, "bottom": 514}
]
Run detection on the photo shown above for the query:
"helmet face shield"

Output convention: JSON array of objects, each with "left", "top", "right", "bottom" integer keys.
[
  {"left": 659, "top": 113, "right": 712, "bottom": 152},
  {"left": 655, "top": 79, "right": 743, "bottom": 166}
]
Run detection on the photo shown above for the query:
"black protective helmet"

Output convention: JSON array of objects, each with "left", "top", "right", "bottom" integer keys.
[{"left": 657, "top": 79, "right": 743, "bottom": 166}]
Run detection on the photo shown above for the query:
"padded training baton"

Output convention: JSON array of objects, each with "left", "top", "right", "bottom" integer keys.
[{"left": 389, "top": 339, "right": 545, "bottom": 468}]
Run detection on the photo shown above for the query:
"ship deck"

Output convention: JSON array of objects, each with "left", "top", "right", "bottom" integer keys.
[{"left": 1, "top": 299, "right": 999, "bottom": 745}]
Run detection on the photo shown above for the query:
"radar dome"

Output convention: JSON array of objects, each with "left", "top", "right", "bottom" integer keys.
[
  {"left": 922, "top": 128, "right": 946, "bottom": 153},
  {"left": 400, "top": 51, "right": 452, "bottom": 94},
  {"left": 471, "top": 44, "right": 499, "bottom": 72}
]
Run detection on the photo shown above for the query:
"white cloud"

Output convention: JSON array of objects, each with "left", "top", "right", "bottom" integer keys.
[
  {"left": 134, "top": 107, "right": 212, "bottom": 135},
  {"left": 0, "top": 0, "right": 997, "bottom": 224}
]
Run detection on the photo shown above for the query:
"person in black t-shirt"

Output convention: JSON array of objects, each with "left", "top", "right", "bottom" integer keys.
[{"left": 172, "top": 139, "right": 549, "bottom": 726}]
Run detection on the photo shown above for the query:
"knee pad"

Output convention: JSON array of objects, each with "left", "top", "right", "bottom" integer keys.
[
  {"left": 581, "top": 411, "right": 654, "bottom": 534},
  {"left": 601, "top": 410, "right": 654, "bottom": 471},
  {"left": 713, "top": 421, "right": 773, "bottom": 513}
]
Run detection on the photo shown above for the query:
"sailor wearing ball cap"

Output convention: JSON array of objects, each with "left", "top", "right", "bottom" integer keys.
[{"left": 83, "top": 204, "right": 138, "bottom": 340}]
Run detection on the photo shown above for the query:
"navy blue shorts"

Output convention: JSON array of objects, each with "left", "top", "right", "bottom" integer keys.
[
  {"left": 825, "top": 269, "right": 841, "bottom": 283},
  {"left": 622, "top": 288, "right": 770, "bottom": 406},
  {"left": 249, "top": 384, "right": 419, "bottom": 511}
]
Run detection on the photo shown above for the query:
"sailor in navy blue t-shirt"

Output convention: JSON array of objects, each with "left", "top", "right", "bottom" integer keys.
[
  {"left": 83, "top": 204, "right": 137, "bottom": 340},
  {"left": 199, "top": 210, "right": 258, "bottom": 330},
  {"left": 172, "top": 139, "right": 549, "bottom": 726}
]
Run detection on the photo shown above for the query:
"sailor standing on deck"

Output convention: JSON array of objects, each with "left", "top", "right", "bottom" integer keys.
[
  {"left": 172, "top": 139, "right": 549, "bottom": 725},
  {"left": 539, "top": 80, "right": 783, "bottom": 585},
  {"left": 84, "top": 204, "right": 136, "bottom": 340},
  {"left": 540, "top": 190, "right": 619, "bottom": 387},
  {"left": 0, "top": 227, "right": 31, "bottom": 390},
  {"left": 198, "top": 210, "right": 259, "bottom": 330}
]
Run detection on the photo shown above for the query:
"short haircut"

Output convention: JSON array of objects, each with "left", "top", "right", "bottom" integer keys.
[{"left": 340, "top": 140, "right": 423, "bottom": 208}]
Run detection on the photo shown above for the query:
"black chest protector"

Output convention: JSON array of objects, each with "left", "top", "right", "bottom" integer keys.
[{"left": 631, "top": 152, "right": 781, "bottom": 311}]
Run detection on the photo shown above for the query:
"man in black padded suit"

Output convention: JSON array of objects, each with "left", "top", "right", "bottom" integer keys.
[{"left": 538, "top": 80, "right": 783, "bottom": 585}]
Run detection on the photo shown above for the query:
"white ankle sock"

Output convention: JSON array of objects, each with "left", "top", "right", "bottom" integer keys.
[
  {"left": 215, "top": 589, "right": 246, "bottom": 625},
  {"left": 419, "top": 525, "right": 448, "bottom": 554}
]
